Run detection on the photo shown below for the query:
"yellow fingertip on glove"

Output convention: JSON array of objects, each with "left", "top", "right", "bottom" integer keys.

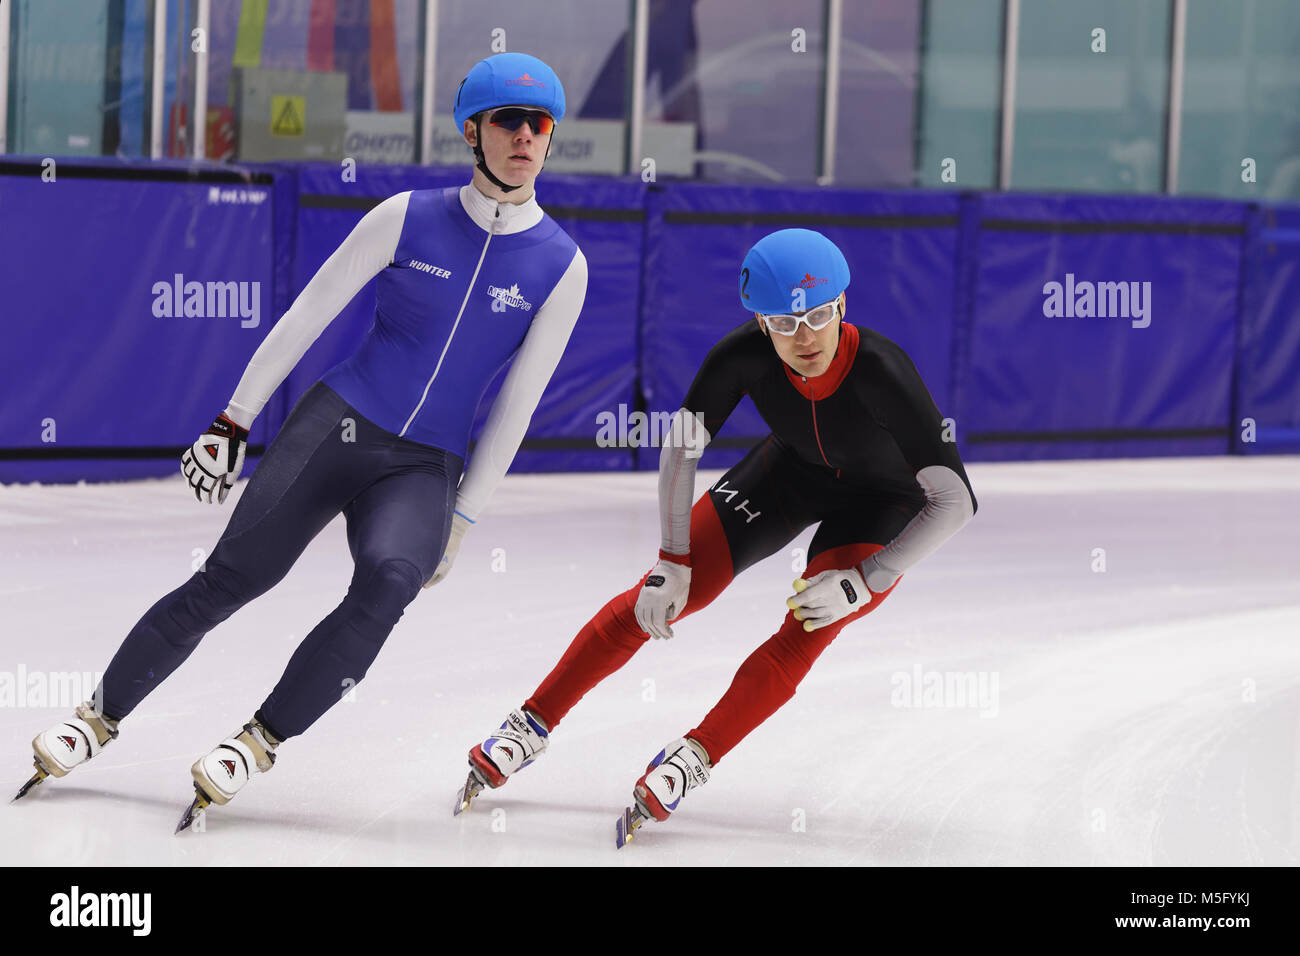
[
  {"left": 803, "top": 620, "right": 816, "bottom": 632},
  {"left": 792, "top": 578, "right": 808, "bottom": 593},
  {"left": 792, "top": 608, "right": 804, "bottom": 621}
]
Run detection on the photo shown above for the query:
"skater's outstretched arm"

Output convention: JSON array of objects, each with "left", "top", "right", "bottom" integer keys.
[
  {"left": 180, "top": 193, "right": 411, "bottom": 504},
  {"left": 851, "top": 342, "right": 978, "bottom": 592},
  {"left": 224, "top": 192, "right": 412, "bottom": 428},
  {"left": 425, "top": 248, "right": 589, "bottom": 587}
]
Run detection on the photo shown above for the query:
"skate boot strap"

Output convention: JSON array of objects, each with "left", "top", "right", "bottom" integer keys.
[
  {"left": 657, "top": 738, "right": 711, "bottom": 789},
  {"left": 234, "top": 723, "right": 277, "bottom": 774},
  {"left": 633, "top": 738, "right": 712, "bottom": 822},
  {"left": 495, "top": 708, "right": 549, "bottom": 756},
  {"left": 75, "top": 702, "right": 119, "bottom": 750}
]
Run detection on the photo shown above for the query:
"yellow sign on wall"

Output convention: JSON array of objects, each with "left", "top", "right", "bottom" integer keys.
[{"left": 271, "top": 95, "right": 305, "bottom": 136}]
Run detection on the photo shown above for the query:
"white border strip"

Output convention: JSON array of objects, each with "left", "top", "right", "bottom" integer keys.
[
  {"left": 421, "top": 0, "right": 437, "bottom": 163},
  {"left": 997, "top": 0, "right": 1021, "bottom": 190},
  {"left": 193, "top": 0, "right": 210, "bottom": 159},
  {"left": 0, "top": 1, "right": 11, "bottom": 154},
  {"left": 151, "top": 0, "right": 167, "bottom": 158},
  {"left": 819, "top": 0, "right": 844, "bottom": 185},
  {"left": 1165, "top": 0, "right": 1187, "bottom": 193},
  {"left": 627, "top": 0, "right": 648, "bottom": 174}
]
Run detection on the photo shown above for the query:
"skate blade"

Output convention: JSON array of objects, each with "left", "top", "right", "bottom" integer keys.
[
  {"left": 453, "top": 770, "right": 486, "bottom": 816},
  {"left": 175, "top": 786, "right": 213, "bottom": 834},
  {"left": 12, "top": 760, "right": 50, "bottom": 802},
  {"left": 615, "top": 805, "right": 648, "bottom": 849}
]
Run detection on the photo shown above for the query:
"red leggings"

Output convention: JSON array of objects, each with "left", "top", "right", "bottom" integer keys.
[{"left": 524, "top": 494, "right": 899, "bottom": 765}]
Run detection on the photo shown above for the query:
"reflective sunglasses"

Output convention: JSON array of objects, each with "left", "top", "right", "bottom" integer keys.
[
  {"left": 758, "top": 296, "right": 841, "bottom": 336},
  {"left": 487, "top": 107, "right": 555, "bottom": 136}
]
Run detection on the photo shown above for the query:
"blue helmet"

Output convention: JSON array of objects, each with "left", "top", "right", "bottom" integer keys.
[
  {"left": 738, "top": 229, "right": 850, "bottom": 314},
  {"left": 453, "top": 53, "right": 566, "bottom": 129}
]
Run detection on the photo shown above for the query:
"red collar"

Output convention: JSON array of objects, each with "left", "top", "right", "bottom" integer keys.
[{"left": 782, "top": 322, "right": 859, "bottom": 400}]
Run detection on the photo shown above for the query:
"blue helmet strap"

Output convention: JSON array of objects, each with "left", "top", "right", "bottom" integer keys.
[{"left": 472, "top": 114, "right": 553, "bottom": 194}]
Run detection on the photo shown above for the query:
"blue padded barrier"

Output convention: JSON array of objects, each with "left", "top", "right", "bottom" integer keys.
[
  {"left": 959, "top": 193, "right": 1247, "bottom": 461},
  {"left": 0, "top": 158, "right": 279, "bottom": 483},
  {"left": 1236, "top": 204, "right": 1300, "bottom": 454},
  {"left": 2, "top": 155, "right": 1298, "bottom": 486}
]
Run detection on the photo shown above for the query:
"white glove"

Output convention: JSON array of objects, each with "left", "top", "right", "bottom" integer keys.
[
  {"left": 785, "top": 566, "right": 871, "bottom": 631},
  {"left": 634, "top": 558, "right": 691, "bottom": 640},
  {"left": 181, "top": 413, "right": 249, "bottom": 504},
  {"left": 424, "top": 511, "right": 473, "bottom": 588}
]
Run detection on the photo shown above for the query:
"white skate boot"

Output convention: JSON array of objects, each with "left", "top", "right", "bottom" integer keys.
[
  {"left": 176, "top": 717, "right": 280, "bottom": 832},
  {"left": 454, "top": 707, "right": 549, "bottom": 815},
  {"left": 14, "top": 702, "right": 120, "bottom": 800},
  {"left": 617, "top": 737, "right": 711, "bottom": 847}
]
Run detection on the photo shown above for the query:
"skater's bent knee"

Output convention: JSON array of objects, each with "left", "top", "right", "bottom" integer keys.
[
  {"left": 360, "top": 557, "right": 424, "bottom": 607},
  {"left": 333, "top": 557, "right": 425, "bottom": 640}
]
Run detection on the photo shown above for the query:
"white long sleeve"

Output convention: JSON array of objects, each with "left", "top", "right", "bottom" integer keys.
[
  {"left": 859, "top": 464, "right": 975, "bottom": 591},
  {"left": 223, "top": 192, "right": 411, "bottom": 428},
  {"left": 658, "top": 408, "right": 712, "bottom": 555},
  {"left": 454, "top": 248, "right": 589, "bottom": 521}
]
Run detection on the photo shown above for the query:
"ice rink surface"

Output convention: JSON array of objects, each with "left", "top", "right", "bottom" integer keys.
[{"left": 2, "top": 456, "right": 1299, "bottom": 867}]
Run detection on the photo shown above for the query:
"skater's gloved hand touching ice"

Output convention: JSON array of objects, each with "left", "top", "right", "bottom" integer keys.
[
  {"left": 181, "top": 413, "right": 249, "bottom": 504},
  {"left": 635, "top": 556, "right": 690, "bottom": 639},
  {"left": 786, "top": 564, "right": 878, "bottom": 631},
  {"left": 424, "top": 511, "right": 473, "bottom": 588}
]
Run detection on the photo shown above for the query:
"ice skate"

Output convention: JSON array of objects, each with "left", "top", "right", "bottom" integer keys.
[
  {"left": 176, "top": 718, "right": 279, "bottom": 832},
  {"left": 14, "top": 702, "right": 119, "bottom": 801},
  {"left": 616, "top": 737, "right": 711, "bottom": 848},
  {"left": 454, "top": 708, "right": 549, "bottom": 815}
]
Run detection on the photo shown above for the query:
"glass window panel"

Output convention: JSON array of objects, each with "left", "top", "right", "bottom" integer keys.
[
  {"left": 1011, "top": 0, "right": 1170, "bottom": 192},
  {"left": 914, "top": 0, "right": 1002, "bottom": 190},
  {"left": 639, "top": 0, "right": 824, "bottom": 183},
  {"left": 1179, "top": 0, "right": 1300, "bottom": 200},
  {"left": 6, "top": 0, "right": 151, "bottom": 157},
  {"left": 834, "top": 0, "right": 922, "bottom": 187},
  {"left": 201, "top": 0, "right": 421, "bottom": 163}
]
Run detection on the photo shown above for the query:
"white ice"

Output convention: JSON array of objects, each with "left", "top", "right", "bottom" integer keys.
[{"left": 2, "top": 456, "right": 1299, "bottom": 866}]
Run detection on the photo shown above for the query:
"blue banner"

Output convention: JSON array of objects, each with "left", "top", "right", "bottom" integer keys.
[{"left": 0, "top": 159, "right": 276, "bottom": 483}]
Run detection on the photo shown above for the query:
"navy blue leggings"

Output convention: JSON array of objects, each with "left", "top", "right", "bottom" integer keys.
[{"left": 96, "top": 383, "right": 462, "bottom": 740}]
